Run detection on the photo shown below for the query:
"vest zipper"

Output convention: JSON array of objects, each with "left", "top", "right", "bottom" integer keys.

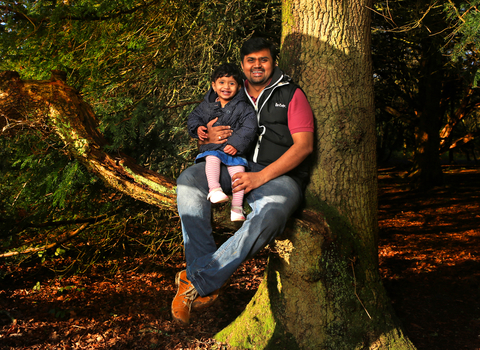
[{"left": 245, "top": 77, "right": 289, "bottom": 163}]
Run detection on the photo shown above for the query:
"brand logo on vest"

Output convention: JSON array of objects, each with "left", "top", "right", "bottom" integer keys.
[{"left": 275, "top": 102, "right": 286, "bottom": 108}]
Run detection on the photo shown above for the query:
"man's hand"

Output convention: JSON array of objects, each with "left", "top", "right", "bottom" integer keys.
[
  {"left": 224, "top": 145, "right": 238, "bottom": 155},
  {"left": 232, "top": 171, "right": 267, "bottom": 194},
  {"left": 232, "top": 132, "right": 314, "bottom": 194},
  {"left": 198, "top": 118, "right": 233, "bottom": 145}
]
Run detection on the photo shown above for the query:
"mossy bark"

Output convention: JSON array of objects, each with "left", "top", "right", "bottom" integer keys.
[
  {"left": 0, "top": 70, "right": 177, "bottom": 210},
  {"left": 216, "top": 0, "right": 415, "bottom": 348},
  {"left": 216, "top": 212, "right": 415, "bottom": 349}
]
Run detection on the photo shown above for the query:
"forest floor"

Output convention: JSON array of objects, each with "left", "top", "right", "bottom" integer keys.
[{"left": 1, "top": 164, "right": 479, "bottom": 349}]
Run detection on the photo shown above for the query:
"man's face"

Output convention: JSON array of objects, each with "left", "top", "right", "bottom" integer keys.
[{"left": 241, "top": 48, "right": 274, "bottom": 87}]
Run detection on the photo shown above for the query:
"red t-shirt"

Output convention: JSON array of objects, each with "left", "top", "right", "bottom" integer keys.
[
  {"left": 247, "top": 83, "right": 314, "bottom": 135},
  {"left": 288, "top": 89, "right": 314, "bottom": 135}
]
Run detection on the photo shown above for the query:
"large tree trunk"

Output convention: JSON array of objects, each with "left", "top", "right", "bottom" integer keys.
[{"left": 215, "top": 1, "right": 415, "bottom": 348}]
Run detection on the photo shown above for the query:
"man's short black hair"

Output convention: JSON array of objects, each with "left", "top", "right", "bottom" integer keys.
[
  {"left": 240, "top": 37, "right": 278, "bottom": 63},
  {"left": 211, "top": 63, "right": 243, "bottom": 86}
]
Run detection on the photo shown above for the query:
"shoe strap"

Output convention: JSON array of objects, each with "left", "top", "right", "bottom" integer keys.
[{"left": 231, "top": 206, "right": 243, "bottom": 214}]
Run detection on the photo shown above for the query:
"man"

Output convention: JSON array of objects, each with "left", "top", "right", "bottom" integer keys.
[{"left": 172, "top": 37, "right": 314, "bottom": 325}]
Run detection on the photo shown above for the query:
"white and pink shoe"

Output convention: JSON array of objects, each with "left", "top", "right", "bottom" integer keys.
[
  {"left": 231, "top": 206, "right": 246, "bottom": 222},
  {"left": 207, "top": 188, "right": 229, "bottom": 204}
]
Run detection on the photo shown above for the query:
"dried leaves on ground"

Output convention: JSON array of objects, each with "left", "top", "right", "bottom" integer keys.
[
  {"left": 1, "top": 165, "right": 479, "bottom": 349},
  {"left": 378, "top": 165, "right": 480, "bottom": 350}
]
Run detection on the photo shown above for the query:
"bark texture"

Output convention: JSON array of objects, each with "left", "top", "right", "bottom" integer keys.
[
  {"left": 0, "top": 70, "right": 177, "bottom": 209},
  {"left": 216, "top": 0, "right": 415, "bottom": 348}
]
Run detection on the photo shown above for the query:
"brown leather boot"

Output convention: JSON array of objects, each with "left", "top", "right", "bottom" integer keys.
[
  {"left": 191, "top": 288, "right": 220, "bottom": 311},
  {"left": 191, "top": 279, "right": 229, "bottom": 311},
  {"left": 171, "top": 270, "right": 198, "bottom": 325}
]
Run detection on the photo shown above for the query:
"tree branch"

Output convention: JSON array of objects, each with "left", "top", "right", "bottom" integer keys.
[
  {"left": 0, "top": 70, "right": 177, "bottom": 210},
  {"left": 440, "top": 131, "right": 480, "bottom": 154},
  {"left": 0, "top": 5, "right": 38, "bottom": 27},
  {"left": 0, "top": 223, "right": 89, "bottom": 258},
  {"left": 439, "top": 87, "right": 480, "bottom": 152},
  {"left": 26, "top": 206, "right": 125, "bottom": 229}
]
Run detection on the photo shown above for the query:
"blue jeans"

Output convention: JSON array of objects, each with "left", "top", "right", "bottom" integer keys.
[{"left": 176, "top": 162, "right": 302, "bottom": 296}]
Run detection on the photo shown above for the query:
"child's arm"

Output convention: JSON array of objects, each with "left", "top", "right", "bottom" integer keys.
[
  {"left": 187, "top": 102, "right": 208, "bottom": 139},
  {"left": 197, "top": 126, "right": 208, "bottom": 141},
  {"left": 224, "top": 145, "right": 238, "bottom": 155}
]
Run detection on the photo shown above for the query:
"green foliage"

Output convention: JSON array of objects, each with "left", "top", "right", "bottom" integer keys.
[
  {"left": 0, "top": 132, "right": 93, "bottom": 236},
  {"left": 443, "top": 1, "right": 480, "bottom": 61},
  {"left": 1, "top": 0, "right": 281, "bottom": 179},
  {"left": 0, "top": 131, "right": 161, "bottom": 275},
  {"left": 0, "top": 0, "right": 281, "bottom": 271}
]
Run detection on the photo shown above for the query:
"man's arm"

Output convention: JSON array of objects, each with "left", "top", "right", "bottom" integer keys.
[
  {"left": 198, "top": 117, "right": 233, "bottom": 145},
  {"left": 223, "top": 106, "right": 257, "bottom": 154},
  {"left": 231, "top": 131, "right": 314, "bottom": 194}
]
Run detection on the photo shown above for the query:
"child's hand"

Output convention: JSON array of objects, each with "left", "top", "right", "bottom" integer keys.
[
  {"left": 197, "top": 126, "right": 208, "bottom": 141},
  {"left": 224, "top": 145, "right": 238, "bottom": 155}
]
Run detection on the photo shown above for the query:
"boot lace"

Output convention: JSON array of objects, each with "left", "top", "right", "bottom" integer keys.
[{"left": 181, "top": 286, "right": 199, "bottom": 304}]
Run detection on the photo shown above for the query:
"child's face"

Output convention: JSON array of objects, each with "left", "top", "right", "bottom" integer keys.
[{"left": 212, "top": 75, "right": 240, "bottom": 106}]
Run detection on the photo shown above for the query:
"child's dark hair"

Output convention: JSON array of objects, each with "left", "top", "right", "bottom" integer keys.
[
  {"left": 240, "top": 37, "right": 278, "bottom": 63},
  {"left": 211, "top": 63, "right": 243, "bottom": 86}
]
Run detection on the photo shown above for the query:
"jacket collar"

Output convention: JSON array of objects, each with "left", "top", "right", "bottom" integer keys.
[
  {"left": 243, "top": 67, "right": 290, "bottom": 102},
  {"left": 265, "top": 66, "right": 286, "bottom": 89}
]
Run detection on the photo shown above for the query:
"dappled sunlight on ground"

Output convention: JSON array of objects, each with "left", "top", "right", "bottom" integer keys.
[{"left": 378, "top": 165, "right": 480, "bottom": 350}]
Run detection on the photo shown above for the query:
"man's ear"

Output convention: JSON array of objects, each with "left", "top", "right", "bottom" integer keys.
[{"left": 211, "top": 82, "right": 216, "bottom": 92}]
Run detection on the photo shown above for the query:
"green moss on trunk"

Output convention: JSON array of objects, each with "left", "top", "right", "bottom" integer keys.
[
  {"left": 215, "top": 213, "right": 415, "bottom": 350},
  {"left": 215, "top": 272, "right": 299, "bottom": 350}
]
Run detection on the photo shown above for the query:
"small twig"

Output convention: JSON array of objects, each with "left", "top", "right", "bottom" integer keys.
[
  {"left": 28, "top": 206, "right": 124, "bottom": 228},
  {"left": 71, "top": 325, "right": 86, "bottom": 329},
  {"left": 12, "top": 181, "right": 29, "bottom": 206},
  {"left": 365, "top": 3, "right": 396, "bottom": 28},
  {"left": 351, "top": 259, "right": 372, "bottom": 319}
]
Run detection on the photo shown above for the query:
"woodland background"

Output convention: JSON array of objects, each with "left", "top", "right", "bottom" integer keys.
[{"left": 1, "top": 1, "right": 480, "bottom": 349}]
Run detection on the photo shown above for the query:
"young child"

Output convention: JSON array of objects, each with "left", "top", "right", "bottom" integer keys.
[{"left": 187, "top": 63, "right": 257, "bottom": 221}]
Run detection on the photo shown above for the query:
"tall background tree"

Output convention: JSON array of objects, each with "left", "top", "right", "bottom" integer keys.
[{"left": 372, "top": 0, "right": 480, "bottom": 189}]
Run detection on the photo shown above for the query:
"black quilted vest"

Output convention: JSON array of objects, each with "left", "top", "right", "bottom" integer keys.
[{"left": 245, "top": 67, "right": 310, "bottom": 188}]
